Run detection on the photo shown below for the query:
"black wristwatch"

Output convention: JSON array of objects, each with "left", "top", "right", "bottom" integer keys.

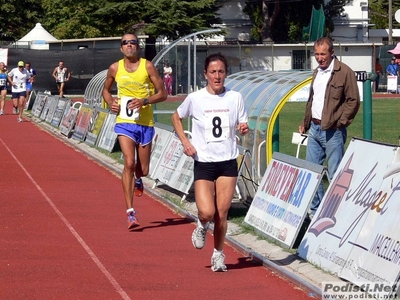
[{"left": 143, "top": 98, "right": 149, "bottom": 105}]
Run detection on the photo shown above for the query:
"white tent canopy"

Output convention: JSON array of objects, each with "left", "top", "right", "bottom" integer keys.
[{"left": 17, "top": 23, "right": 58, "bottom": 49}]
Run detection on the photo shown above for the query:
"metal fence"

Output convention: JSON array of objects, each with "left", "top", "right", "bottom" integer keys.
[
  {"left": 3, "top": 41, "right": 392, "bottom": 96},
  {"left": 6, "top": 48, "right": 122, "bottom": 95}
]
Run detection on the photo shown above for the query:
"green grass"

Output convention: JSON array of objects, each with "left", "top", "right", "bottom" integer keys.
[
  {"left": 278, "top": 98, "right": 400, "bottom": 160},
  {"left": 152, "top": 102, "right": 181, "bottom": 128}
]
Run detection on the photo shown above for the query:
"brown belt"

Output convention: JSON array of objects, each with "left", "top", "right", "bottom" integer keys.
[{"left": 312, "top": 118, "right": 321, "bottom": 125}]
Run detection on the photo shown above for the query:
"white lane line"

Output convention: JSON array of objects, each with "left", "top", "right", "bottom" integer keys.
[{"left": 0, "top": 138, "right": 131, "bottom": 300}]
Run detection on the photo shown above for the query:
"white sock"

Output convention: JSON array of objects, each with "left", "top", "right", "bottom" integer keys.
[
  {"left": 197, "top": 219, "right": 209, "bottom": 229},
  {"left": 126, "top": 208, "right": 134, "bottom": 214},
  {"left": 213, "top": 248, "right": 223, "bottom": 256}
]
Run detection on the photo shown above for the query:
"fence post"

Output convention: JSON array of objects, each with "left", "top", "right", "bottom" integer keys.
[{"left": 355, "top": 71, "right": 373, "bottom": 140}]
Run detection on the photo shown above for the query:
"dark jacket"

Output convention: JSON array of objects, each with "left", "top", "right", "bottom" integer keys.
[{"left": 301, "top": 58, "right": 360, "bottom": 132}]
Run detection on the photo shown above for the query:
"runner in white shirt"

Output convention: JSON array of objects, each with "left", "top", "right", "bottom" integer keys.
[
  {"left": 8, "top": 61, "right": 31, "bottom": 122},
  {"left": 52, "top": 61, "right": 70, "bottom": 98},
  {"left": 172, "top": 53, "right": 249, "bottom": 272}
]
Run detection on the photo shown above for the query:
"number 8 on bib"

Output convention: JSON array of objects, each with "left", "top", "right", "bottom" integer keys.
[{"left": 204, "top": 111, "right": 230, "bottom": 142}]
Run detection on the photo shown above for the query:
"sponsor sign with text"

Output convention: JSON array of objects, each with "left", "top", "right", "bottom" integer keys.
[
  {"left": 298, "top": 138, "right": 400, "bottom": 297},
  {"left": 244, "top": 152, "right": 324, "bottom": 248}
]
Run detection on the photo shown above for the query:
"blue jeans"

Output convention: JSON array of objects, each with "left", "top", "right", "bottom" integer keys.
[
  {"left": 375, "top": 75, "right": 380, "bottom": 92},
  {"left": 306, "top": 121, "right": 347, "bottom": 214}
]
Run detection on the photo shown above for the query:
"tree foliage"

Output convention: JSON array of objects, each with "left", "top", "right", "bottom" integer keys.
[
  {"left": 243, "top": 0, "right": 350, "bottom": 43},
  {"left": 41, "top": 0, "right": 106, "bottom": 39},
  {"left": 1, "top": 0, "right": 223, "bottom": 41},
  {"left": 0, "top": 0, "right": 44, "bottom": 41},
  {"left": 369, "top": 0, "right": 400, "bottom": 30},
  {"left": 1, "top": 0, "right": 353, "bottom": 44},
  {"left": 323, "top": 0, "right": 350, "bottom": 33},
  {"left": 94, "top": 0, "right": 223, "bottom": 40}
]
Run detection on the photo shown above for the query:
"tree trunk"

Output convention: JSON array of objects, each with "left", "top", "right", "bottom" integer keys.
[{"left": 261, "top": 0, "right": 281, "bottom": 43}]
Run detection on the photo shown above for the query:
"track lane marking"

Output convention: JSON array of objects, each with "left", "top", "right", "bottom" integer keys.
[{"left": 0, "top": 138, "right": 131, "bottom": 300}]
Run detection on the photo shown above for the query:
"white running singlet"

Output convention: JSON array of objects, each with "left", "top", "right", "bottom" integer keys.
[
  {"left": 8, "top": 67, "right": 30, "bottom": 93},
  {"left": 176, "top": 87, "right": 248, "bottom": 162}
]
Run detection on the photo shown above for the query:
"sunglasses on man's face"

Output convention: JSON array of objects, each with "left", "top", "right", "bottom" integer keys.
[{"left": 121, "top": 39, "right": 139, "bottom": 46}]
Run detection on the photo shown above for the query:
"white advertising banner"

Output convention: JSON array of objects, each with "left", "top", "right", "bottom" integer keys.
[
  {"left": 151, "top": 133, "right": 194, "bottom": 195},
  {"left": 298, "top": 138, "right": 400, "bottom": 296},
  {"left": 166, "top": 152, "right": 194, "bottom": 194},
  {"left": 96, "top": 113, "right": 118, "bottom": 152},
  {"left": 32, "top": 93, "right": 48, "bottom": 118},
  {"left": 0, "top": 48, "right": 8, "bottom": 65},
  {"left": 244, "top": 152, "right": 325, "bottom": 248},
  {"left": 51, "top": 98, "right": 71, "bottom": 128},
  {"left": 45, "top": 96, "right": 60, "bottom": 124},
  {"left": 387, "top": 75, "right": 398, "bottom": 92},
  {"left": 287, "top": 84, "right": 310, "bottom": 102},
  {"left": 149, "top": 124, "right": 174, "bottom": 178}
]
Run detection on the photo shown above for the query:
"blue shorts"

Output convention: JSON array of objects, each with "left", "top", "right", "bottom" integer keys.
[
  {"left": 12, "top": 91, "right": 27, "bottom": 98},
  {"left": 114, "top": 123, "right": 155, "bottom": 146},
  {"left": 194, "top": 159, "right": 238, "bottom": 181},
  {"left": 26, "top": 83, "right": 33, "bottom": 91}
]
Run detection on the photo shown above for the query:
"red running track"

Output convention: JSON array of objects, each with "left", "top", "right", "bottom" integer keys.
[{"left": 0, "top": 105, "right": 312, "bottom": 299}]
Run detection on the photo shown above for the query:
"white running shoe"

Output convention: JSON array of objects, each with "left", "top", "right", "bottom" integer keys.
[
  {"left": 13, "top": 107, "right": 17, "bottom": 114},
  {"left": 17, "top": 117, "right": 23, "bottom": 123},
  {"left": 191, "top": 221, "right": 208, "bottom": 249},
  {"left": 211, "top": 252, "right": 227, "bottom": 272},
  {"left": 0, "top": 109, "right": 3, "bottom": 115}
]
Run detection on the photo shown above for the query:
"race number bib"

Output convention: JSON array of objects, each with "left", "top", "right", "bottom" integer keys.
[
  {"left": 119, "top": 96, "right": 139, "bottom": 120},
  {"left": 204, "top": 111, "right": 230, "bottom": 142},
  {"left": 13, "top": 82, "right": 26, "bottom": 90},
  {"left": 0, "top": 79, "right": 6, "bottom": 86},
  {"left": 57, "top": 73, "right": 64, "bottom": 82}
]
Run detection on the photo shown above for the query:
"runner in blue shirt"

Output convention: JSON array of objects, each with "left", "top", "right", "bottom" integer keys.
[
  {"left": 25, "top": 62, "right": 37, "bottom": 103},
  {"left": 0, "top": 62, "right": 8, "bottom": 115},
  {"left": 386, "top": 57, "right": 399, "bottom": 93}
]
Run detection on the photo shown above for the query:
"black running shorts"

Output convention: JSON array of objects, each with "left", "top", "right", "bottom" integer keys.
[{"left": 194, "top": 159, "right": 238, "bottom": 181}]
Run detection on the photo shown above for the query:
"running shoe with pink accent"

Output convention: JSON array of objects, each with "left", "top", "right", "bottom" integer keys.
[{"left": 127, "top": 212, "right": 140, "bottom": 229}]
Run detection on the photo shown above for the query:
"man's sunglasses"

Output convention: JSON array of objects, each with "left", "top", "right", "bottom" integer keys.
[{"left": 121, "top": 40, "right": 139, "bottom": 46}]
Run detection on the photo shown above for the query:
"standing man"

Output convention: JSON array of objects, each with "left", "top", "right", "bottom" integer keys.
[
  {"left": 374, "top": 58, "right": 383, "bottom": 93},
  {"left": 52, "top": 61, "right": 70, "bottom": 97},
  {"left": 0, "top": 62, "right": 8, "bottom": 115},
  {"left": 25, "top": 62, "right": 37, "bottom": 104},
  {"left": 387, "top": 56, "right": 399, "bottom": 76},
  {"left": 299, "top": 37, "right": 360, "bottom": 219},
  {"left": 386, "top": 56, "right": 399, "bottom": 93},
  {"left": 8, "top": 61, "right": 31, "bottom": 122},
  {"left": 102, "top": 33, "right": 167, "bottom": 230}
]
